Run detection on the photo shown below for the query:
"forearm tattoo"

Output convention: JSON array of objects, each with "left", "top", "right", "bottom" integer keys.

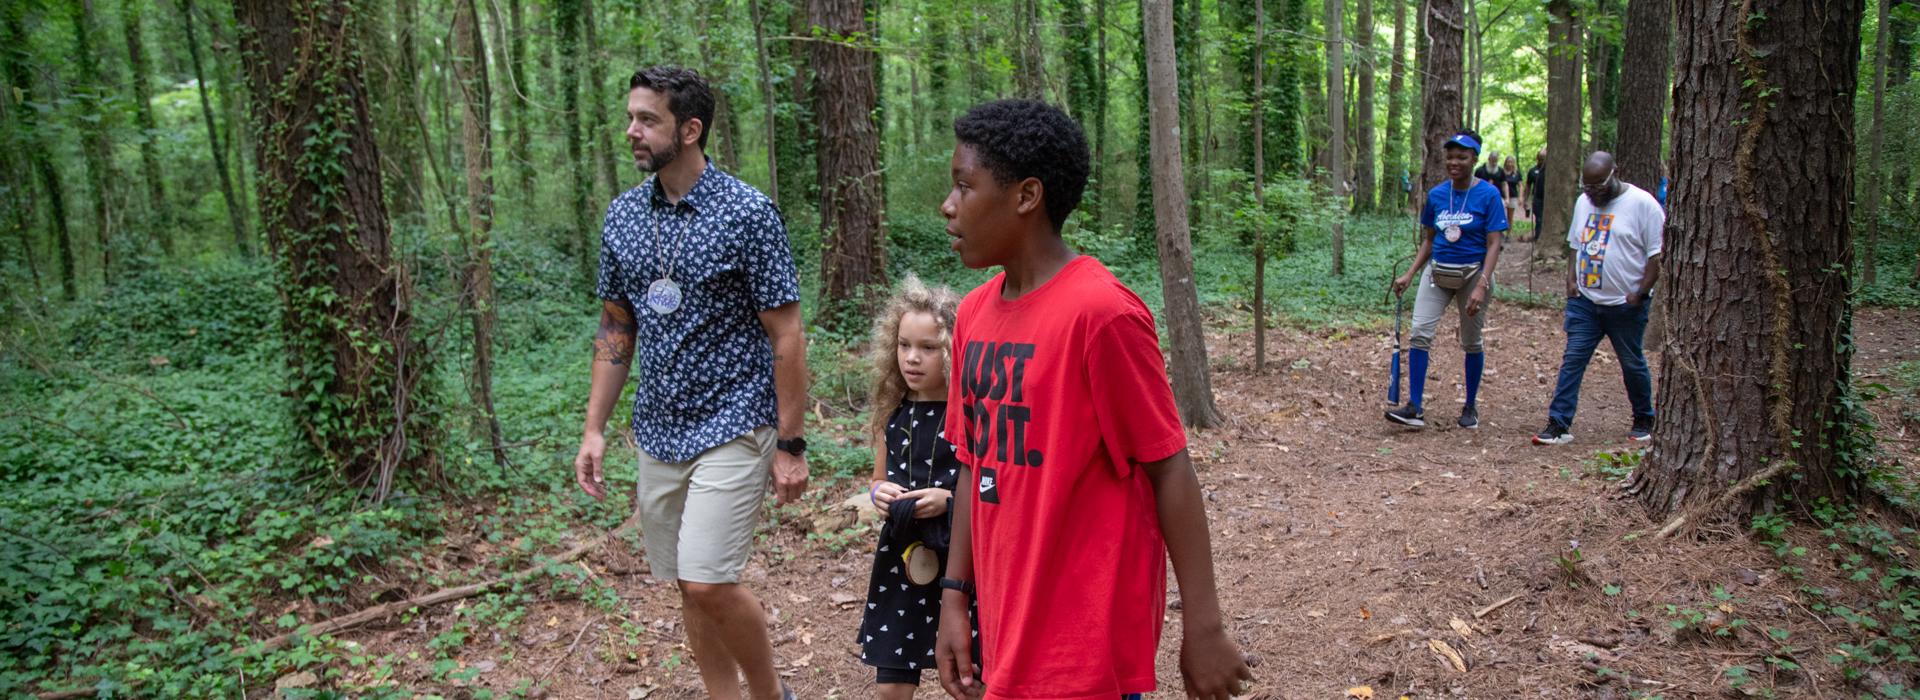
[{"left": 593, "top": 302, "right": 637, "bottom": 366}]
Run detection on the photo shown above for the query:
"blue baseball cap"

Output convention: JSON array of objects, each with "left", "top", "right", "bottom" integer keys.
[{"left": 1445, "top": 134, "right": 1481, "bottom": 153}]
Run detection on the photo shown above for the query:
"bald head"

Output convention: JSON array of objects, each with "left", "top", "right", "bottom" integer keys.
[{"left": 1581, "top": 151, "right": 1622, "bottom": 206}]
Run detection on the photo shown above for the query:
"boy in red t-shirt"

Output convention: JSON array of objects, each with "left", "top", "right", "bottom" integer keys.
[{"left": 931, "top": 100, "right": 1254, "bottom": 700}]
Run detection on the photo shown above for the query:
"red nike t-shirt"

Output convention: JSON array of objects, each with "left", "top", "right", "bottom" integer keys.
[{"left": 943, "top": 256, "right": 1188, "bottom": 700}]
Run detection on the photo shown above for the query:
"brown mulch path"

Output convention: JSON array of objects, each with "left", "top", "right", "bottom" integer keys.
[{"left": 335, "top": 254, "right": 1920, "bottom": 699}]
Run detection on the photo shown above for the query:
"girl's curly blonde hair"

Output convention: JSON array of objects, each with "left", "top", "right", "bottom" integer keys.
[{"left": 867, "top": 274, "right": 961, "bottom": 441}]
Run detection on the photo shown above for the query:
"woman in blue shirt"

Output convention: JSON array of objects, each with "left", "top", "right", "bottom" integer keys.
[{"left": 1387, "top": 131, "right": 1510, "bottom": 429}]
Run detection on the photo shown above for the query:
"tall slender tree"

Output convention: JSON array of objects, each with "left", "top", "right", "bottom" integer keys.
[
  {"left": 1539, "top": 0, "right": 1582, "bottom": 265},
  {"left": 1585, "top": 0, "right": 1620, "bottom": 149},
  {"left": 1354, "top": 0, "right": 1377, "bottom": 212},
  {"left": 71, "top": 0, "right": 120, "bottom": 280},
  {"left": 1382, "top": 0, "right": 1407, "bottom": 209},
  {"left": 1326, "top": 0, "right": 1348, "bottom": 275},
  {"left": 1633, "top": 0, "right": 1863, "bottom": 525},
  {"left": 1417, "top": 0, "right": 1462, "bottom": 195},
  {"left": 3, "top": 7, "right": 72, "bottom": 297},
  {"left": 810, "top": 0, "right": 887, "bottom": 324},
  {"left": 1252, "top": 0, "right": 1270, "bottom": 372},
  {"left": 582, "top": 0, "right": 619, "bottom": 203},
  {"left": 1061, "top": 0, "right": 1100, "bottom": 219},
  {"left": 1017, "top": 0, "right": 1046, "bottom": 99},
  {"left": 234, "top": 0, "right": 428, "bottom": 497},
  {"left": 555, "top": 0, "right": 594, "bottom": 284},
  {"left": 123, "top": 0, "right": 173, "bottom": 255},
  {"left": 750, "top": 0, "right": 780, "bottom": 202},
  {"left": 1861, "top": 0, "right": 1891, "bottom": 286},
  {"left": 181, "top": 0, "right": 250, "bottom": 256},
  {"left": 1408, "top": 0, "right": 1427, "bottom": 211},
  {"left": 1145, "top": 0, "right": 1222, "bottom": 428},
  {"left": 505, "top": 0, "right": 534, "bottom": 200},
  {"left": 1615, "top": 0, "right": 1671, "bottom": 190},
  {"left": 453, "top": 0, "right": 508, "bottom": 468}
]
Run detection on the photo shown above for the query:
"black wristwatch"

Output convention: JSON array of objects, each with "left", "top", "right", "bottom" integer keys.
[
  {"left": 937, "top": 577, "right": 975, "bottom": 597},
  {"left": 775, "top": 436, "right": 807, "bottom": 456}
]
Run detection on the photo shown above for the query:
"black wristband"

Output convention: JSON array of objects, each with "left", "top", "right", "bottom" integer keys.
[{"left": 937, "top": 577, "right": 974, "bottom": 597}]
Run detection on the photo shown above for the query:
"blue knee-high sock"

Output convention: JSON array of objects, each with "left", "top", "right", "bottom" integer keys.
[
  {"left": 1408, "top": 348, "right": 1430, "bottom": 409},
  {"left": 1465, "top": 352, "right": 1485, "bottom": 408}
]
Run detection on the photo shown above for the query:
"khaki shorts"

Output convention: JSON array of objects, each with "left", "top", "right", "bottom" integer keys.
[{"left": 635, "top": 427, "right": 775, "bottom": 584}]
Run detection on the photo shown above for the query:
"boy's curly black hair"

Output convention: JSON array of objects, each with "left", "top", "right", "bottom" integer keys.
[
  {"left": 952, "top": 100, "right": 1091, "bottom": 232},
  {"left": 629, "top": 66, "right": 716, "bottom": 149}
]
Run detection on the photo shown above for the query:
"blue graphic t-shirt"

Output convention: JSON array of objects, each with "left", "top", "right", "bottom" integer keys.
[{"left": 1419, "top": 178, "right": 1509, "bottom": 264}]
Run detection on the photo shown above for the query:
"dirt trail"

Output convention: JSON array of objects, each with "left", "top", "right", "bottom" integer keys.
[{"left": 342, "top": 247, "right": 1920, "bottom": 699}]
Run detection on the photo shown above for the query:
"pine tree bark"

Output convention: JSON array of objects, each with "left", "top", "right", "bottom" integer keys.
[
  {"left": 1862, "top": 0, "right": 1891, "bottom": 287},
  {"left": 123, "top": 0, "right": 173, "bottom": 255},
  {"left": 1634, "top": 0, "right": 1862, "bottom": 523},
  {"left": 810, "top": 0, "right": 888, "bottom": 325},
  {"left": 72, "top": 0, "right": 119, "bottom": 281},
  {"left": 1614, "top": 0, "right": 1670, "bottom": 190},
  {"left": 1383, "top": 0, "right": 1407, "bottom": 210},
  {"left": 1539, "top": 0, "right": 1582, "bottom": 266},
  {"left": 1145, "top": 0, "right": 1222, "bottom": 428},
  {"left": 234, "top": 0, "right": 426, "bottom": 497},
  {"left": 1417, "top": 0, "right": 1461, "bottom": 195},
  {"left": 181, "top": 0, "right": 251, "bottom": 256},
  {"left": 453, "top": 0, "right": 509, "bottom": 468},
  {"left": 1327, "top": 0, "right": 1348, "bottom": 275},
  {"left": 1354, "top": 0, "right": 1377, "bottom": 213}
]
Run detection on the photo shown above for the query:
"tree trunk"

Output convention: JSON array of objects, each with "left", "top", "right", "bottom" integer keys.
[
  {"left": 1269, "top": 0, "right": 1307, "bottom": 177},
  {"left": 72, "top": 0, "right": 119, "bottom": 283},
  {"left": 1062, "top": 0, "right": 1100, "bottom": 220},
  {"left": 1253, "top": 0, "right": 1268, "bottom": 373},
  {"left": 1095, "top": 0, "right": 1110, "bottom": 225},
  {"left": 1465, "top": 0, "right": 1480, "bottom": 129},
  {"left": 181, "top": 0, "right": 251, "bottom": 256},
  {"left": 750, "top": 0, "right": 780, "bottom": 202},
  {"left": 2, "top": 10, "right": 72, "bottom": 297},
  {"left": 1409, "top": 0, "right": 1427, "bottom": 212},
  {"left": 698, "top": 2, "right": 742, "bottom": 171},
  {"left": 1614, "top": 0, "right": 1670, "bottom": 190},
  {"left": 1145, "top": 0, "right": 1222, "bottom": 428},
  {"left": 1417, "top": 0, "right": 1461, "bottom": 195},
  {"left": 1584, "top": 0, "right": 1619, "bottom": 150},
  {"left": 1017, "top": 0, "right": 1046, "bottom": 99},
  {"left": 207, "top": 10, "right": 260, "bottom": 248},
  {"left": 503, "top": 0, "right": 534, "bottom": 201},
  {"left": 0, "top": 38, "right": 38, "bottom": 293},
  {"left": 453, "top": 0, "right": 509, "bottom": 468},
  {"left": 234, "top": 0, "right": 427, "bottom": 498},
  {"left": 1354, "top": 0, "right": 1377, "bottom": 213},
  {"left": 1326, "top": 0, "right": 1348, "bottom": 275},
  {"left": 1383, "top": 0, "right": 1407, "bottom": 210},
  {"left": 1633, "top": 0, "right": 1862, "bottom": 523},
  {"left": 1539, "top": 0, "right": 1582, "bottom": 266},
  {"left": 582, "top": 0, "right": 619, "bottom": 203},
  {"left": 123, "top": 0, "right": 173, "bottom": 255},
  {"left": 1861, "top": 0, "right": 1891, "bottom": 287},
  {"left": 383, "top": 0, "right": 428, "bottom": 219},
  {"left": 555, "top": 0, "right": 594, "bottom": 286},
  {"left": 810, "top": 0, "right": 888, "bottom": 326}
]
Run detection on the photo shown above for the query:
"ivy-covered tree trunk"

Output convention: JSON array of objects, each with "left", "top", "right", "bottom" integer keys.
[
  {"left": 506, "top": 0, "right": 535, "bottom": 201},
  {"left": 1632, "top": 0, "right": 1861, "bottom": 525},
  {"left": 0, "top": 36, "right": 37, "bottom": 293},
  {"left": 1382, "top": 0, "right": 1407, "bottom": 211},
  {"left": 1417, "top": 0, "right": 1461, "bottom": 195},
  {"left": 2, "top": 9, "right": 69, "bottom": 297},
  {"left": 234, "top": 0, "right": 429, "bottom": 498},
  {"left": 453, "top": 0, "right": 508, "bottom": 468},
  {"left": 1539, "top": 0, "right": 1581, "bottom": 266},
  {"left": 122, "top": 0, "right": 173, "bottom": 255},
  {"left": 72, "top": 0, "right": 120, "bottom": 282},
  {"left": 1061, "top": 0, "right": 1100, "bottom": 221},
  {"left": 554, "top": 0, "right": 594, "bottom": 287},
  {"left": 1326, "top": 0, "right": 1347, "bottom": 275},
  {"left": 1267, "top": 0, "right": 1306, "bottom": 177},
  {"left": 582, "top": 0, "right": 619, "bottom": 204},
  {"left": 1353, "top": 0, "right": 1376, "bottom": 213},
  {"left": 1145, "top": 0, "right": 1222, "bottom": 428},
  {"left": 810, "top": 0, "right": 888, "bottom": 326}
]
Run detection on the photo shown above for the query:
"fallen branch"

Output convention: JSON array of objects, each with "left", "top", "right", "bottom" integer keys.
[
  {"left": 1473, "top": 593, "right": 1524, "bottom": 619},
  {"left": 248, "top": 516, "right": 639, "bottom": 653}
]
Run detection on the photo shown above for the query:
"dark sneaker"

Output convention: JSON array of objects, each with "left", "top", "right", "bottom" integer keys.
[
  {"left": 1532, "top": 421, "right": 1574, "bottom": 445},
  {"left": 1385, "top": 404, "right": 1426, "bottom": 427},
  {"left": 1456, "top": 405, "right": 1480, "bottom": 429},
  {"left": 1629, "top": 415, "right": 1653, "bottom": 442}
]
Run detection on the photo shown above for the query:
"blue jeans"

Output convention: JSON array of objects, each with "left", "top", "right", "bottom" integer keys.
[{"left": 1547, "top": 295, "right": 1655, "bottom": 429}]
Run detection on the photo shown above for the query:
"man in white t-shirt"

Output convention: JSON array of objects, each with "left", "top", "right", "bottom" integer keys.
[{"left": 1532, "top": 152, "right": 1664, "bottom": 446}]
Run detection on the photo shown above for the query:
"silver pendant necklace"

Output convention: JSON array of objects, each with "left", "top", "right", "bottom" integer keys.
[{"left": 646, "top": 199, "right": 693, "bottom": 315}]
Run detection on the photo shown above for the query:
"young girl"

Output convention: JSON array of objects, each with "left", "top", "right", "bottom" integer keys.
[{"left": 857, "top": 275, "right": 971, "bottom": 697}]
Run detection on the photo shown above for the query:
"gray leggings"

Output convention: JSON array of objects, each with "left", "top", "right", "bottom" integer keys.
[{"left": 1409, "top": 262, "right": 1488, "bottom": 353}]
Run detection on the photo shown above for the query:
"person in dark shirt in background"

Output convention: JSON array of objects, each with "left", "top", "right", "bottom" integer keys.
[{"left": 1524, "top": 149, "right": 1547, "bottom": 241}]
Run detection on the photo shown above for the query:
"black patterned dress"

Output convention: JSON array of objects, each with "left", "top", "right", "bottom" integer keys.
[{"left": 858, "top": 399, "right": 975, "bottom": 675}]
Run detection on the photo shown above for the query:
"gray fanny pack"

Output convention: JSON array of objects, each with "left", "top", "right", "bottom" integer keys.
[{"left": 1430, "top": 262, "right": 1481, "bottom": 290}]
